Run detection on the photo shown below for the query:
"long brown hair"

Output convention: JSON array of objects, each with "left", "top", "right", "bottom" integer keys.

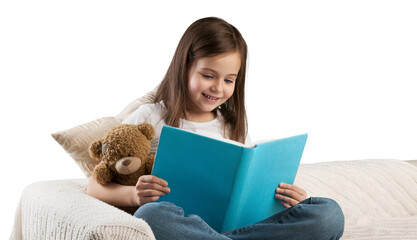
[{"left": 154, "top": 17, "right": 248, "bottom": 143}]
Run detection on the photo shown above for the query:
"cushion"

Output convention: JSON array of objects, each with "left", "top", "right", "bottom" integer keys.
[
  {"left": 294, "top": 159, "right": 417, "bottom": 239},
  {"left": 52, "top": 88, "right": 157, "bottom": 177}
]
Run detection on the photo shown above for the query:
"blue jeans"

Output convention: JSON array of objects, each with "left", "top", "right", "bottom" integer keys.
[{"left": 134, "top": 197, "right": 344, "bottom": 240}]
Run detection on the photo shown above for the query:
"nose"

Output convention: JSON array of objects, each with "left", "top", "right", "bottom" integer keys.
[
  {"left": 115, "top": 157, "right": 142, "bottom": 175},
  {"left": 122, "top": 159, "right": 131, "bottom": 166},
  {"left": 211, "top": 79, "right": 223, "bottom": 92}
]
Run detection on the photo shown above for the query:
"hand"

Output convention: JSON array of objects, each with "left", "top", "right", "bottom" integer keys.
[
  {"left": 133, "top": 175, "right": 171, "bottom": 206},
  {"left": 275, "top": 183, "right": 307, "bottom": 208}
]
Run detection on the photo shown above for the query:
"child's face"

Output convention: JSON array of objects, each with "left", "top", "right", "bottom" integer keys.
[{"left": 186, "top": 51, "right": 241, "bottom": 119}]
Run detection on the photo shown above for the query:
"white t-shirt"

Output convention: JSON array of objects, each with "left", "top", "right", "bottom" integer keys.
[{"left": 123, "top": 101, "right": 233, "bottom": 155}]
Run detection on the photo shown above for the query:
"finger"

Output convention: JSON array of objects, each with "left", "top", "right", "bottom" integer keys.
[
  {"left": 276, "top": 187, "right": 304, "bottom": 202},
  {"left": 291, "top": 185, "right": 307, "bottom": 198},
  {"left": 140, "top": 189, "right": 167, "bottom": 198},
  {"left": 139, "top": 175, "right": 168, "bottom": 186},
  {"left": 281, "top": 201, "right": 291, "bottom": 208},
  {"left": 138, "top": 175, "right": 168, "bottom": 187},
  {"left": 140, "top": 196, "right": 161, "bottom": 205},
  {"left": 275, "top": 193, "right": 299, "bottom": 206},
  {"left": 137, "top": 182, "right": 171, "bottom": 193},
  {"left": 279, "top": 183, "right": 307, "bottom": 197}
]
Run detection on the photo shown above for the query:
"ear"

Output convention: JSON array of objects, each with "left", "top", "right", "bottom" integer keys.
[
  {"left": 138, "top": 123, "right": 155, "bottom": 140},
  {"left": 93, "top": 162, "right": 112, "bottom": 185},
  {"left": 89, "top": 140, "right": 103, "bottom": 160}
]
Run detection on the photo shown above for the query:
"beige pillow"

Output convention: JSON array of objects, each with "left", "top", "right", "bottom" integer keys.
[{"left": 52, "top": 88, "right": 157, "bottom": 177}]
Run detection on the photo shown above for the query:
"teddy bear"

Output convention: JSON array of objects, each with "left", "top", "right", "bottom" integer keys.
[{"left": 89, "top": 123, "right": 155, "bottom": 214}]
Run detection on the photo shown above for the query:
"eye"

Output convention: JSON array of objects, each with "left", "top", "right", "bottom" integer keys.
[
  {"left": 201, "top": 73, "right": 213, "bottom": 79},
  {"left": 102, "top": 142, "right": 108, "bottom": 155},
  {"left": 225, "top": 79, "right": 234, "bottom": 84},
  {"left": 128, "top": 153, "right": 132, "bottom": 157}
]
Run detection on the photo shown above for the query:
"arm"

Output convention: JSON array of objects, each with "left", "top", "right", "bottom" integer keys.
[
  {"left": 86, "top": 176, "right": 137, "bottom": 207},
  {"left": 86, "top": 175, "right": 171, "bottom": 207}
]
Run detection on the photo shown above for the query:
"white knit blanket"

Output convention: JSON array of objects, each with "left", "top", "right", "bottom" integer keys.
[
  {"left": 10, "top": 159, "right": 417, "bottom": 239},
  {"left": 10, "top": 179, "right": 155, "bottom": 240},
  {"left": 295, "top": 159, "right": 417, "bottom": 239}
]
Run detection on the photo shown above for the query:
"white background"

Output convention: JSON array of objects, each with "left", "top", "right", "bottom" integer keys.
[{"left": 1, "top": 0, "right": 416, "bottom": 237}]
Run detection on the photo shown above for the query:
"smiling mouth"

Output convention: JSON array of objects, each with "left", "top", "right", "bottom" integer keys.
[{"left": 202, "top": 93, "right": 220, "bottom": 100}]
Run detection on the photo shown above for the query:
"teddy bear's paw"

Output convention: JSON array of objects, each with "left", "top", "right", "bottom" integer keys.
[{"left": 93, "top": 162, "right": 112, "bottom": 185}]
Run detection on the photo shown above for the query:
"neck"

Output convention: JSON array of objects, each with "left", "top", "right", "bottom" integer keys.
[{"left": 185, "top": 111, "right": 216, "bottom": 123}]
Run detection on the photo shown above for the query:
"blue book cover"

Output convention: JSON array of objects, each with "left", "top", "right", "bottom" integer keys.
[{"left": 151, "top": 125, "right": 308, "bottom": 233}]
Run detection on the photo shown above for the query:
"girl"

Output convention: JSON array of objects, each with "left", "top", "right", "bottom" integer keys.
[{"left": 87, "top": 17, "right": 344, "bottom": 239}]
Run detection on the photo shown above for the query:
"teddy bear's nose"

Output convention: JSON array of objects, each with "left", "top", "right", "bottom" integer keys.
[
  {"left": 122, "top": 159, "right": 131, "bottom": 166},
  {"left": 115, "top": 157, "right": 142, "bottom": 175}
]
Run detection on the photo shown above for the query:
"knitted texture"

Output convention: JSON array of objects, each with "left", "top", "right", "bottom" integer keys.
[
  {"left": 10, "top": 179, "right": 155, "bottom": 240},
  {"left": 295, "top": 159, "right": 417, "bottom": 239}
]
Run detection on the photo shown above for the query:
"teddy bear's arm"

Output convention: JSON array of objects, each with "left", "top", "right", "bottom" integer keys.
[{"left": 93, "top": 162, "right": 113, "bottom": 185}]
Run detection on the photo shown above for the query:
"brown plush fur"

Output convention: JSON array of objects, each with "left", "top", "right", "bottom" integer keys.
[{"left": 89, "top": 123, "right": 155, "bottom": 214}]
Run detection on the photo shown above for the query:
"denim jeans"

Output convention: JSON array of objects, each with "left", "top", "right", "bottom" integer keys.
[{"left": 134, "top": 197, "right": 344, "bottom": 240}]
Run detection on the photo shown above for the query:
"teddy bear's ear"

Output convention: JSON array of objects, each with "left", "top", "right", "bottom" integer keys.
[
  {"left": 138, "top": 122, "right": 155, "bottom": 140},
  {"left": 89, "top": 140, "right": 103, "bottom": 160},
  {"left": 93, "top": 162, "right": 112, "bottom": 185}
]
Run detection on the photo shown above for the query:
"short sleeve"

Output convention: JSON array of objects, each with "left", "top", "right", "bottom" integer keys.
[{"left": 123, "top": 104, "right": 152, "bottom": 125}]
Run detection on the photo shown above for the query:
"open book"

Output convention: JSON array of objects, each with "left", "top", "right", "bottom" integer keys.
[{"left": 151, "top": 125, "right": 308, "bottom": 233}]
